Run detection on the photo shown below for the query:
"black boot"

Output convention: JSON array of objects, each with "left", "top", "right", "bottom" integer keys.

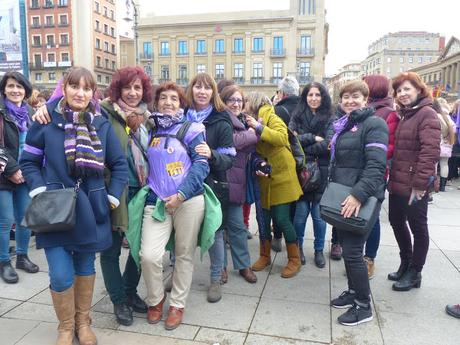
[
  {"left": 0, "top": 261, "right": 19, "bottom": 284},
  {"left": 16, "top": 254, "right": 39, "bottom": 273},
  {"left": 314, "top": 251, "right": 326, "bottom": 268},
  {"left": 388, "top": 259, "right": 410, "bottom": 281},
  {"left": 392, "top": 266, "right": 422, "bottom": 291},
  {"left": 298, "top": 243, "right": 306, "bottom": 265},
  {"left": 440, "top": 177, "right": 447, "bottom": 192},
  {"left": 114, "top": 302, "right": 133, "bottom": 326}
]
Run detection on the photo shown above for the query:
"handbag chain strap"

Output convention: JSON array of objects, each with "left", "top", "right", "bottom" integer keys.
[{"left": 75, "top": 178, "right": 82, "bottom": 193}]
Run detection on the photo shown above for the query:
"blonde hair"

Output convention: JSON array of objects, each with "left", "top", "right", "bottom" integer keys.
[
  {"left": 245, "top": 92, "right": 272, "bottom": 116},
  {"left": 433, "top": 98, "right": 456, "bottom": 145}
]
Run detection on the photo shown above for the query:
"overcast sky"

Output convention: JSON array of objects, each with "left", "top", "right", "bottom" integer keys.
[{"left": 133, "top": 0, "right": 460, "bottom": 76}]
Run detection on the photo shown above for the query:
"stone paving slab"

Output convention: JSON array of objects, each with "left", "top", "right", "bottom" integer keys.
[
  {"left": 0, "top": 297, "right": 23, "bottom": 316},
  {"left": 194, "top": 327, "right": 247, "bottom": 345},
  {"left": 0, "top": 317, "right": 40, "bottom": 345},
  {"left": 245, "top": 334, "right": 322, "bottom": 345}
]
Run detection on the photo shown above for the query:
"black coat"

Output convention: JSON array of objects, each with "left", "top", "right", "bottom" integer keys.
[
  {"left": 274, "top": 95, "right": 300, "bottom": 125},
  {"left": 331, "top": 108, "right": 388, "bottom": 203},
  {"left": 0, "top": 97, "right": 32, "bottom": 191},
  {"left": 289, "top": 109, "right": 334, "bottom": 202}
]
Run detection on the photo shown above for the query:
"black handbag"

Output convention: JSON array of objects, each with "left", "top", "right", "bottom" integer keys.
[
  {"left": 319, "top": 182, "right": 380, "bottom": 235},
  {"left": 299, "top": 160, "right": 321, "bottom": 192},
  {"left": 22, "top": 180, "right": 81, "bottom": 233}
]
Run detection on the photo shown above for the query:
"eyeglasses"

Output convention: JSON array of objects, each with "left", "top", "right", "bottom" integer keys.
[{"left": 227, "top": 98, "right": 243, "bottom": 104}]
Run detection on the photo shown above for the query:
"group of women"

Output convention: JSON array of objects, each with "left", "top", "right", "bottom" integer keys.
[{"left": 0, "top": 64, "right": 447, "bottom": 342}]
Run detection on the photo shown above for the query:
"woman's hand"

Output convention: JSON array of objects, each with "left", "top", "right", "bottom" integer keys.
[
  {"left": 245, "top": 115, "right": 259, "bottom": 129},
  {"left": 255, "top": 161, "right": 270, "bottom": 177},
  {"left": 195, "top": 142, "right": 212, "bottom": 159},
  {"left": 8, "top": 169, "right": 25, "bottom": 184},
  {"left": 165, "top": 193, "right": 183, "bottom": 210},
  {"left": 408, "top": 189, "right": 426, "bottom": 205},
  {"left": 32, "top": 105, "right": 51, "bottom": 124},
  {"left": 341, "top": 194, "right": 361, "bottom": 218},
  {"left": 315, "top": 136, "right": 324, "bottom": 142}
]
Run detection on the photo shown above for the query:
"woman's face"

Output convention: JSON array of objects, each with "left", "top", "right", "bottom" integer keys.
[
  {"left": 226, "top": 91, "right": 243, "bottom": 116},
  {"left": 63, "top": 77, "right": 93, "bottom": 111},
  {"left": 157, "top": 89, "right": 180, "bottom": 116},
  {"left": 121, "top": 78, "right": 143, "bottom": 107},
  {"left": 192, "top": 81, "right": 213, "bottom": 110},
  {"left": 341, "top": 91, "right": 367, "bottom": 114},
  {"left": 396, "top": 80, "right": 420, "bottom": 107},
  {"left": 306, "top": 87, "right": 322, "bottom": 112},
  {"left": 4, "top": 78, "right": 25, "bottom": 105}
]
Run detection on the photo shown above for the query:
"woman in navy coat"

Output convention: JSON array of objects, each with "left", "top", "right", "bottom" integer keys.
[{"left": 20, "top": 67, "right": 128, "bottom": 345}]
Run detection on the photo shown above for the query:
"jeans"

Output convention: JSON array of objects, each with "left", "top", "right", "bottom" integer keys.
[
  {"left": 331, "top": 227, "right": 339, "bottom": 245},
  {"left": 338, "top": 227, "right": 372, "bottom": 305},
  {"left": 389, "top": 193, "right": 429, "bottom": 272},
  {"left": 45, "top": 246, "right": 95, "bottom": 292},
  {"left": 209, "top": 206, "right": 227, "bottom": 282},
  {"left": 100, "top": 231, "right": 141, "bottom": 305},
  {"left": 0, "top": 184, "right": 32, "bottom": 262},
  {"left": 224, "top": 204, "right": 251, "bottom": 270},
  {"left": 261, "top": 203, "right": 297, "bottom": 243},
  {"left": 293, "top": 200, "right": 326, "bottom": 251},
  {"left": 364, "top": 217, "right": 381, "bottom": 259}
]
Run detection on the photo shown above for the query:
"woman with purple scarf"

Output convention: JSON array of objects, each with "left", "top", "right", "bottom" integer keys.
[{"left": 0, "top": 71, "right": 39, "bottom": 284}]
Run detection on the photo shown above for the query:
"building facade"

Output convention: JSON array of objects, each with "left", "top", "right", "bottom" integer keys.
[
  {"left": 26, "top": 0, "right": 117, "bottom": 89},
  {"left": 120, "top": 0, "right": 328, "bottom": 93},
  {"left": 326, "top": 62, "right": 361, "bottom": 102},
  {"left": 361, "top": 31, "right": 444, "bottom": 78}
]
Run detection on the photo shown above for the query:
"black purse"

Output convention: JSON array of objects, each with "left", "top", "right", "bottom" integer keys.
[
  {"left": 319, "top": 182, "right": 380, "bottom": 235},
  {"left": 299, "top": 160, "right": 321, "bottom": 192},
  {"left": 22, "top": 180, "right": 81, "bottom": 233}
]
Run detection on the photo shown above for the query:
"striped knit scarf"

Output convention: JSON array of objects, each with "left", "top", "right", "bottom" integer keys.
[{"left": 63, "top": 107, "right": 104, "bottom": 177}]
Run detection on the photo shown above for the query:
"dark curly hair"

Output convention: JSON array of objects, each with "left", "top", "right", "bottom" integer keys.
[
  {"left": 294, "top": 82, "right": 332, "bottom": 121},
  {"left": 107, "top": 66, "right": 153, "bottom": 104}
]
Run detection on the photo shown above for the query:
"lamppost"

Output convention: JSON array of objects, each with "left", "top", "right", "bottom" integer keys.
[{"left": 124, "top": 0, "right": 139, "bottom": 66}]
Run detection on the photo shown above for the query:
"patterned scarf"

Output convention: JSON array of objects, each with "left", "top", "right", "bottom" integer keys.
[
  {"left": 151, "top": 109, "right": 184, "bottom": 129},
  {"left": 330, "top": 114, "right": 350, "bottom": 161},
  {"left": 63, "top": 106, "right": 104, "bottom": 177},
  {"left": 4, "top": 99, "right": 29, "bottom": 132},
  {"left": 186, "top": 104, "right": 213, "bottom": 123}
]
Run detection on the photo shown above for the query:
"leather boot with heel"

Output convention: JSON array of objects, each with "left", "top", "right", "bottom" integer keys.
[
  {"left": 298, "top": 242, "right": 306, "bottom": 265},
  {"left": 392, "top": 266, "right": 422, "bottom": 291},
  {"left": 388, "top": 259, "right": 410, "bottom": 281},
  {"left": 74, "top": 275, "right": 97, "bottom": 345},
  {"left": 252, "top": 240, "right": 271, "bottom": 271},
  {"left": 281, "top": 243, "right": 301, "bottom": 278},
  {"left": 50, "top": 286, "right": 75, "bottom": 345}
]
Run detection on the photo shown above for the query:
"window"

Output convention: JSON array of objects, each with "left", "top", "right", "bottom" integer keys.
[
  {"left": 178, "top": 40, "right": 188, "bottom": 55},
  {"left": 105, "top": 58, "right": 109, "bottom": 69},
  {"left": 34, "top": 54, "right": 41, "bottom": 65},
  {"left": 97, "top": 75, "right": 102, "bottom": 83},
  {"left": 272, "top": 36, "right": 284, "bottom": 55},
  {"left": 160, "top": 41, "right": 170, "bottom": 56},
  {"left": 298, "top": 61, "right": 311, "bottom": 81},
  {"left": 104, "top": 24, "right": 108, "bottom": 35},
  {"left": 197, "top": 64, "right": 206, "bottom": 73},
  {"left": 196, "top": 40, "right": 206, "bottom": 54},
  {"left": 298, "top": 0, "right": 315, "bottom": 15},
  {"left": 110, "top": 10, "right": 114, "bottom": 20},
  {"left": 418, "top": 56, "right": 423, "bottom": 63},
  {"left": 387, "top": 57, "right": 392, "bottom": 63},
  {"left": 59, "top": 14, "right": 68, "bottom": 26},
  {"left": 44, "top": 0, "right": 54, "bottom": 8},
  {"left": 58, "top": 0, "right": 68, "bottom": 6},
  {"left": 104, "top": 41, "right": 109, "bottom": 52},
  {"left": 47, "top": 53, "right": 55, "bottom": 62},
  {"left": 112, "top": 61, "right": 116, "bottom": 70},
  {"left": 103, "top": 6, "right": 108, "bottom": 17},
  {"left": 33, "top": 36, "right": 41, "bottom": 46},
  {"left": 46, "top": 35, "right": 55, "bottom": 46},
  {"left": 61, "top": 52, "right": 69, "bottom": 62},
  {"left": 35, "top": 73, "right": 42, "bottom": 82},
  {"left": 32, "top": 17, "right": 40, "bottom": 27},
  {"left": 96, "top": 56, "right": 101, "bottom": 67},
  {"left": 143, "top": 42, "right": 152, "bottom": 58},
  {"left": 178, "top": 65, "right": 187, "bottom": 83},
  {"left": 408, "top": 56, "right": 413, "bottom": 63},
  {"left": 253, "top": 37, "right": 263, "bottom": 52},
  {"left": 31, "top": 0, "right": 39, "bottom": 9},
  {"left": 60, "top": 34, "right": 69, "bottom": 45},
  {"left": 95, "top": 20, "right": 100, "bottom": 31},
  {"left": 161, "top": 65, "right": 170, "bottom": 80},
  {"left": 215, "top": 64, "right": 224, "bottom": 79},
  {"left": 400, "top": 57, "right": 404, "bottom": 63},
  {"left": 252, "top": 62, "right": 263, "bottom": 84},
  {"left": 95, "top": 1, "right": 100, "bottom": 13},
  {"left": 214, "top": 39, "right": 224, "bottom": 53},
  {"left": 111, "top": 44, "right": 116, "bottom": 54},
  {"left": 111, "top": 27, "right": 115, "bottom": 37},
  {"left": 234, "top": 63, "right": 243, "bottom": 78},
  {"left": 299, "top": 35, "right": 311, "bottom": 54},
  {"left": 106, "top": 76, "right": 110, "bottom": 84},
  {"left": 49, "top": 72, "right": 56, "bottom": 81},
  {"left": 273, "top": 62, "right": 283, "bottom": 78},
  {"left": 96, "top": 38, "right": 101, "bottom": 49},
  {"left": 45, "top": 15, "right": 54, "bottom": 27},
  {"left": 233, "top": 38, "right": 243, "bottom": 53}
]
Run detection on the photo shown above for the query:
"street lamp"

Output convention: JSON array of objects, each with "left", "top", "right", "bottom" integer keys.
[{"left": 123, "top": 0, "right": 139, "bottom": 66}]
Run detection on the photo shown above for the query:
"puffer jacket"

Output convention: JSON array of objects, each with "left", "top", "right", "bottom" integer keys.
[{"left": 388, "top": 97, "right": 441, "bottom": 197}]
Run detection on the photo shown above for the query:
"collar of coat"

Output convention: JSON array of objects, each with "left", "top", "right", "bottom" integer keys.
[{"left": 399, "top": 96, "right": 433, "bottom": 120}]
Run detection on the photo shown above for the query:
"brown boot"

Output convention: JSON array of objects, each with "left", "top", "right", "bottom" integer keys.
[
  {"left": 251, "top": 240, "right": 271, "bottom": 271},
  {"left": 50, "top": 286, "right": 75, "bottom": 345},
  {"left": 281, "top": 243, "right": 301, "bottom": 278},
  {"left": 74, "top": 275, "right": 97, "bottom": 345}
]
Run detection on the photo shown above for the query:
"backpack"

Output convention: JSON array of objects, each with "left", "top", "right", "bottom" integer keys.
[{"left": 150, "top": 121, "right": 193, "bottom": 151}]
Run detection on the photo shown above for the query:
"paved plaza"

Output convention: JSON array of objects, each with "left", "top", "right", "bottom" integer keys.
[{"left": 1, "top": 183, "right": 460, "bottom": 345}]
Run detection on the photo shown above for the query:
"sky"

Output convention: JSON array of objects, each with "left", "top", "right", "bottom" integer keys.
[{"left": 129, "top": 0, "right": 460, "bottom": 76}]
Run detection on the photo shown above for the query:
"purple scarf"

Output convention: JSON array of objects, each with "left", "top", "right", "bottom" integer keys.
[
  {"left": 330, "top": 114, "right": 350, "bottom": 161},
  {"left": 186, "top": 104, "right": 213, "bottom": 123},
  {"left": 151, "top": 109, "right": 185, "bottom": 128},
  {"left": 4, "top": 99, "right": 29, "bottom": 132}
]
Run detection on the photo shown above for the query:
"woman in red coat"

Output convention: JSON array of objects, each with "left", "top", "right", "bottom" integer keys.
[{"left": 388, "top": 72, "right": 441, "bottom": 291}]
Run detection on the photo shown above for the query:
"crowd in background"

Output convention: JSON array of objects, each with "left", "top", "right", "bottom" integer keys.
[{"left": 1, "top": 65, "right": 459, "bottom": 344}]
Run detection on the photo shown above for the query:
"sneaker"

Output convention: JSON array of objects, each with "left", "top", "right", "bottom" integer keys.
[
  {"left": 446, "top": 304, "right": 460, "bottom": 319},
  {"left": 364, "top": 256, "right": 375, "bottom": 280},
  {"left": 337, "top": 303, "right": 373, "bottom": 326},
  {"left": 331, "top": 290, "right": 356, "bottom": 309},
  {"left": 207, "top": 281, "right": 222, "bottom": 303},
  {"left": 330, "top": 244, "right": 342, "bottom": 260}
]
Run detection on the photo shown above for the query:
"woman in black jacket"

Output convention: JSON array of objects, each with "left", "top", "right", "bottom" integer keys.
[
  {"left": 0, "top": 72, "right": 39, "bottom": 284},
  {"left": 289, "top": 82, "right": 334, "bottom": 268},
  {"left": 329, "top": 80, "right": 388, "bottom": 326}
]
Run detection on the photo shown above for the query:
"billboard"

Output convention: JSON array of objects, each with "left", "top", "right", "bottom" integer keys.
[{"left": 0, "top": 0, "right": 23, "bottom": 74}]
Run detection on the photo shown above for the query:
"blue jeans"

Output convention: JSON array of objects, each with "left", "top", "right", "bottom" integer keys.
[
  {"left": 45, "top": 246, "right": 95, "bottom": 292},
  {"left": 0, "top": 184, "right": 32, "bottom": 262},
  {"left": 224, "top": 204, "right": 251, "bottom": 270},
  {"left": 293, "top": 200, "right": 326, "bottom": 251},
  {"left": 365, "top": 217, "right": 381, "bottom": 259},
  {"left": 208, "top": 227, "right": 225, "bottom": 283}
]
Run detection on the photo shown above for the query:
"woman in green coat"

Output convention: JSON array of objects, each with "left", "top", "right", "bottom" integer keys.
[{"left": 245, "top": 92, "right": 303, "bottom": 278}]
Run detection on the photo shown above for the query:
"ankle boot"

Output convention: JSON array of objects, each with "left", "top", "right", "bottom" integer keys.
[
  {"left": 74, "top": 275, "right": 97, "bottom": 345},
  {"left": 281, "top": 243, "right": 301, "bottom": 278},
  {"left": 298, "top": 245, "right": 306, "bottom": 266},
  {"left": 50, "top": 286, "right": 75, "bottom": 345},
  {"left": 252, "top": 240, "right": 271, "bottom": 271},
  {"left": 392, "top": 266, "right": 422, "bottom": 291},
  {"left": 388, "top": 259, "right": 410, "bottom": 281},
  {"left": 440, "top": 177, "right": 447, "bottom": 192}
]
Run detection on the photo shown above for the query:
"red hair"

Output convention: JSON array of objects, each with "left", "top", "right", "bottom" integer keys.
[
  {"left": 107, "top": 66, "right": 153, "bottom": 104},
  {"left": 392, "top": 72, "right": 431, "bottom": 102},
  {"left": 154, "top": 81, "right": 186, "bottom": 109},
  {"left": 363, "top": 75, "right": 390, "bottom": 100}
]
